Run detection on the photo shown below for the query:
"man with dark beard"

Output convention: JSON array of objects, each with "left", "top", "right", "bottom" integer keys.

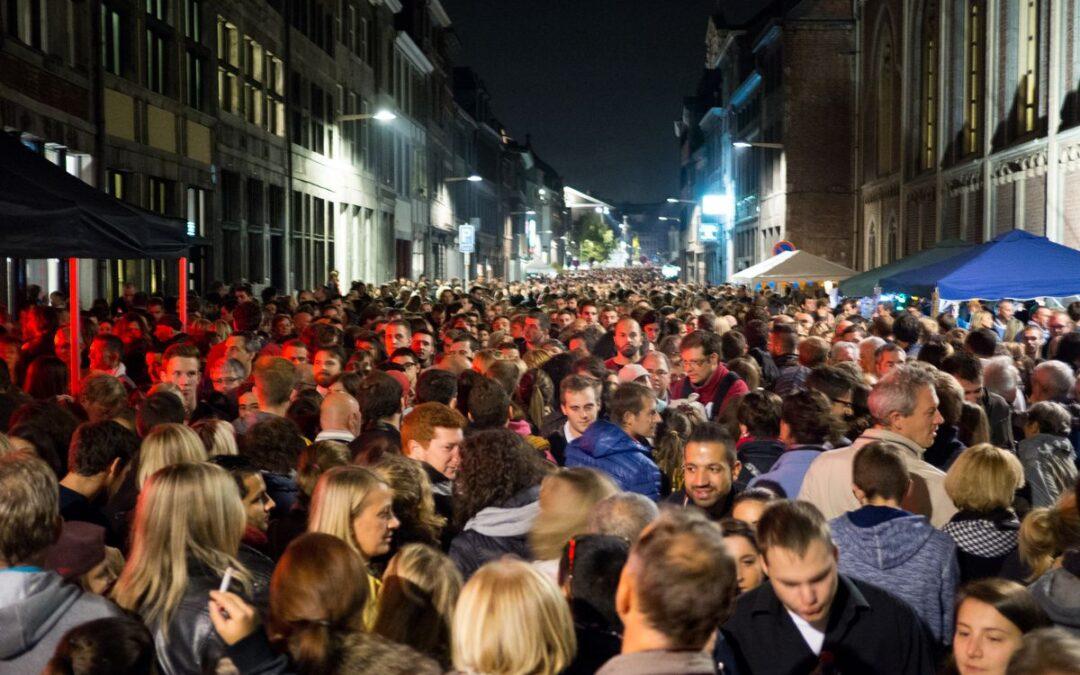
[
  {"left": 605, "top": 318, "right": 646, "bottom": 371},
  {"left": 312, "top": 346, "right": 344, "bottom": 397}
]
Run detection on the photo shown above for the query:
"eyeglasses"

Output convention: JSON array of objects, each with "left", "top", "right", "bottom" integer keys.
[{"left": 680, "top": 357, "right": 710, "bottom": 368}]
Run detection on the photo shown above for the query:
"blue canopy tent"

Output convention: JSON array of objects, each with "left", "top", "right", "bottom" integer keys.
[
  {"left": 879, "top": 230, "right": 1080, "bottom": 300},
  {"left": 839, "top": 239, "right": 973, "bottom": 297}
]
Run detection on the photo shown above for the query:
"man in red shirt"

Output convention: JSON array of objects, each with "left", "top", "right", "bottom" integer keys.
[
  {"left": 669, "top": 330, "right": 748, "bottom": 419},
  {"left": 605, "top": 317, "right": 646, "bottom": 371}
]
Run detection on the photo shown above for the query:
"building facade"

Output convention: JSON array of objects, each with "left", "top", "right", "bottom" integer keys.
[
  {"left": 856, "top": 0, "right": 1080, "bottom": 269},
  {"left": 0, "top": 0, "right": 562, "bottom": 304},
  {"left": 677, "top": 0, "right": 857, "bottom": 284}
]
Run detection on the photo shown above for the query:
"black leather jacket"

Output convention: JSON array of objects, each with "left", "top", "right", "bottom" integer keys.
[{"left": 150, "top": 546, "right": 274, "bottom": 675}]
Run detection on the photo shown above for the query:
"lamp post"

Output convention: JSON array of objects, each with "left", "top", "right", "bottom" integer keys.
[
  {"left": 446, "top": 174, "right": 483, "bottom": 183},
  {"left": 732, "top": 140, "right": 784, "bottom": 150}
]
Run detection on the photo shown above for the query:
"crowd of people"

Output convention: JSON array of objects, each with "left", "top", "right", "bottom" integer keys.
[{"left": 1, "top": 269, "right": 1080, "bottom": 674}]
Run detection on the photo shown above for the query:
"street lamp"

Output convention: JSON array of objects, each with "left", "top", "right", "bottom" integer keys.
[
  {"left": 665, "top": 198, "right": 696, "bottom": 204},
  {"left": 658, "top": 216, "right": 681, "bottom": 222},
  {"left": 336, "top": 109, "right": 397, "bottom": 123},
  {"left": 446, "top": 174, "right": 483, "bottom": 183},
  {"left": 509, "top": 210, "right": 537, "bottom": 215},
  {"left": 733, "top": 140, "right": 784, "bottom": 149}
]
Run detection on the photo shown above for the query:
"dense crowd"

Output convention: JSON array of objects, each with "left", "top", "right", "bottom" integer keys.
[{"left": 1, "top": 270, "right": 1080, "bottom": 674}]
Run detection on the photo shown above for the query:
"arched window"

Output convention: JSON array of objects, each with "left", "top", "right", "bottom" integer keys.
[
  {"left": 920, "top": 0, "right": 939, "bottom": 170},
  {"left": 964, "top": 0, "right": 986, "bottom": 154},
  {"left": 867, "top": 221, "right": 879, "bottom": 269},
  {"left": 876, "top": 21, "right": 896, "bottom": 175},
  {"left": 886, "top": 216, "right": 899, "bottom": 263}
]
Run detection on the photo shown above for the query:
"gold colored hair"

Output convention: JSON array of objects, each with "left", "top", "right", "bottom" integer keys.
[{"left": 136, "top": 423, "right": 208, "bottom": 487}]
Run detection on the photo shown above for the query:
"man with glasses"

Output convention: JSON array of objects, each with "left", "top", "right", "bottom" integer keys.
[
  {"left": 389, "top": 348, "right": 421, "bottom": 388},
  {"left": 661, "top": 422, "right": 743, "bottom": 520},
  {"left": 641, "top": 352, "right": 672, "bottom": 405},
  {"left": 670, "top": 330, "right": 748, "bottom": 419}
]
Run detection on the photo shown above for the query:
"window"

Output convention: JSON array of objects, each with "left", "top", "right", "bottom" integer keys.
[
  {"left": 146, "top": 0, "right": 167, "bottom": 22},
  {"left": 146, "top": 28, "right": 167, "bottom": 94},
  {"left": 186, "top": 51, "right": 205, "bottom": 109},
  {"left": 148, "top": 177, "right": 171, "bottom": 214},
  {"left": 265, "top": 52, "right": 285, "bottom": 135},
  {"left": 6, "top": 0, "right": 43, "bottom": 49},
  {"left": 1018, "top": 0, "right": 1039, "bottom": 134},
  {"left": 964, "top": 0, "right": 985, "bottom": 154},
  {"left": 101, "top": 4, "right": 123, "bottom": 75},
  {"left": 217, "top": 17, "right": 240, "bottom": 114},
  {"left": 183, "top": 0, "right": 201, "bottom": 41},
  {"left": 876, "top": 27, "right": 896, "bottom": 175},
  {"left": 344, "top": 3, "right": 356, "bottom": 52},
  {"left": 106, "top": 170, "right": 129, "bottom": 200},
  {"left": 186, "top": 186, "right": 206, "bottom": 236},
  {"left": 920, "top": 1, "right": 938, "bottom": 171}
]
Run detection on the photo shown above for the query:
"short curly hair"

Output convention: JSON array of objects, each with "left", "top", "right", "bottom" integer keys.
[
  {"left": 241, "top": 416, "right": 306, "bottom": 474},
  {"left": 453, "top": 429, "right": 549, "bottom": 527}
]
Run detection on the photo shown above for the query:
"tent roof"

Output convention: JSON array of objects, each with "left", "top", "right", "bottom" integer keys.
[
  {"left": 0, "top": 133, "right": 194, "bottom": 259},
  {"left": 730, "top": 250, "right": 857, "bottom": 286},
  {"left": 880, "top": 230, "right": 1080, "bottom": 300},
  {"left": 839, "top": 239, "right": 973, "bottom": 297}
]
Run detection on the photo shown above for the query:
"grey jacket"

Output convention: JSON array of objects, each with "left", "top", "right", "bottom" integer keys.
[
  {"left": 1029, "top": 564, "right": 1080, "bottom": 637},
  {"left": 0, "top": 569, "right": 121, "bottom": 674},
  {"left": 830, "top": 507, "right": 959, "bottom": 643},
  {"left": 1018, "top": 433, "right": 1078, "bottom": 508},
  {"left": 596, "top": 649, "right": 716, "bottom": 675}
]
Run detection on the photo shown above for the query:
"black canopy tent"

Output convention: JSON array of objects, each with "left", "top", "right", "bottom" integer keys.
[{"left": 0, "top": 132, "right": 200, "bottom": 394}]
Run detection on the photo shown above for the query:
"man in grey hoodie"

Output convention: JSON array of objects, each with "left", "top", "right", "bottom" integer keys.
[
  {"left": 829, "top": 441, "right": 960, "bottom": 644},
  {"left": 0, "top": 452, "right": 120, "bottom": 673}
]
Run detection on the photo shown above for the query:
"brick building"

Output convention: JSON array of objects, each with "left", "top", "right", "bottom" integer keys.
[{"left": 676, "top": 0, "right": 856, "bottom": 284}]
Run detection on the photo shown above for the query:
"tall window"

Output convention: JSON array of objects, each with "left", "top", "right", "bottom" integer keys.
[
  {"left": 265, "top": 52, "right": 285, "bottom": 136},
  {"left": 217, "top": 17, "right": 240, "bottom": 114},
  {"left": 243, "top": 37, "right": 264, "bottom": 126},
  {"left": 875, "top": 28, "right": 896, "bottom": 175},
  {"left": 101, "top": 4, "right": 123, "bottom": 75},
  {"left": 146, "top": 28, "right": 167, "bottom": 94},
  {"left": 920, "top": 1, "right": 938, "bottom": 171},
  {"left": 148, "top": 177, "right": 171, "bottom": 214},
  {"left": 182, "top": 0, "right": 207, "bottom": 110},
  {"left": 964, "top": 0, "right": 985, "bottom": 154},
  {"left": 6, "top": 0, "right": 43, "bottom": 49},
  {"left": 1017, "top": 0, "right": 1039, "bottom": 134},
  {"left": 183, "top": 0, "right": 201, "bottom": 41}
]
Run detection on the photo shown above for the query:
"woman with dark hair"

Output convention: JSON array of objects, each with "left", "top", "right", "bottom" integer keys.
[
  {"left": 207, "top": 533, "right": 440, "bottom": 675},
  {"left": 924, "top": 371, "right": 967, "bottom": 470},
  {"left": 558, "top": 534, "right": 629, "bottom": 675},
  {"left": 448, "top": 428, "right": 550, "bottom": 578},
  {"left": 23, "top": 355, "right": 69, "bottom": 399},
  {"left": 949, "top": 578, "right": 1051, "bottom": 675}
]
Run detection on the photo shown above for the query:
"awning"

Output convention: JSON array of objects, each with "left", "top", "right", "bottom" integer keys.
[
  {"left": 839, "top": 239, "right": 974, "bottom": 297},
  {"left": 0, "top": 133, "right": 195, "bottom": 259},
  {"left": 729, "top": 250, "right": 857, "bottom": 287}
]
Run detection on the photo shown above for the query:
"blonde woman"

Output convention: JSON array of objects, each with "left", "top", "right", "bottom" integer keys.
[
  {"left": 191, "top": 418, "right": 239, "bottom": 457},
  {"left": 942, "top": 443, "right": 1025, "bottom": 583},
  {"left": 308, "top": 465, "right": 400, "bottom": 627},
  {"left": 136, "top": 423, "right": 208, "bottom": 487},
  {"left": 529, "top": 468, "right": 619, "bottom": 580},
  {"left": 374, "top": 543, "right": 463, "bottom": 669},
  {"left": 452, "top": 558, "right": 576, "bottom": 675},
  {"left": 113, "top": 462, "right": 273, "bottom": 674}
]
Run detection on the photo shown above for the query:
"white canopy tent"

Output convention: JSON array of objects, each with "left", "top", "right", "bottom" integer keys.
[{"left": 729, "top": 250, "right": 857, "bottom": 287}]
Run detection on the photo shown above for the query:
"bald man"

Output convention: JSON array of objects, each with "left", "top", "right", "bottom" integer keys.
[
  {"left": 314, "top": 391, "right": 362, "bottom": 443},
  {"left": 605, "top": 318, "right": 646, "bottom": 371}
]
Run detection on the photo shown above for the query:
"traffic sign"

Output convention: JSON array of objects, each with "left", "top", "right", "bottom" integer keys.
[
  {"left": 459, "top": 223, "right": 475, "bottom": 253},
  {"left": 772, "top": 240, "right": 796, "bottom": 255}
]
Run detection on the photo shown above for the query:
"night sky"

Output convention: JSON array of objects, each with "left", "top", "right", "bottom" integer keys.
[{"left": 441, "top": 0, "right": 768, "bottom": 204}]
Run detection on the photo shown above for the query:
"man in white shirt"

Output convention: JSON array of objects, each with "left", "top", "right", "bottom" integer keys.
[
  {"left": 799, "top": 363, "right": 958, "bottom": 527},
  {"left": 547, "top": 375, "right": 601, "bottom": 466},
  {"left": 313, "top": 391, "right": 361, "bottom": 444}
]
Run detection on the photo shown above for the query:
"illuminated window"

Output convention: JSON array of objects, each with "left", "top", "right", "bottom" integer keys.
[
  {"left": 1018, "top": 0, "right": 1039, "bottom": 134},
  {"left": 920, "top": 1, "right": 938, "bottom": 171},
  {"left": 964, "top": 1, "right": 985, "bottom": 154}
]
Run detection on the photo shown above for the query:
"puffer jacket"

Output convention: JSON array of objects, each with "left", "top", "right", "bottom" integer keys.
[
  {"left": 1018, "top": 433, "right": 1078, "bottom": 508},
  {"left": 150, "top": 546, "right": 274, "bottom": 675},
  {"left": 565, "top": 420, "right": 661, "bottom": 500},
  {"left": 449, "top": 484, "right": 541, "bottom": 579},
  {"left": 830, "top": 506, "right": 959, "bottom": 643}
]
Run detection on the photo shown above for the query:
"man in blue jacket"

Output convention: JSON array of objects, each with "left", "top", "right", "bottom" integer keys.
[{"left": 566, "top": 382, "right": 662, "bottom": 500}]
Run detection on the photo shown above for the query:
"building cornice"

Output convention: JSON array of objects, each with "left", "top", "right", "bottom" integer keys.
[
  {"left": 372, "top": 0, "right": 403, "bottom": 13},
  {"left": 730, "top": 71, "right": 761, "bottom": 108},
  {"left": 395, "top": 33, "right": 434, "bottom": 75}
]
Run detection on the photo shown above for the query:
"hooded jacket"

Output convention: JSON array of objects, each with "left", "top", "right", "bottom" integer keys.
[
  {"left": 941, "top": 508, "right": 1020, "bottom": 583},
  {"left": 565, "top": 420, "right": 661, "bottom": 500},
  {"left": 0, "top": 568, "right": 121, "bottom": 674},
  {"left": 1018, "top": 433, "right": 1078, "bottom": 508},
  {"left": 830, "top": 506, "right": 959, "bottom": 642},
  {"left": 749, "top": 444, "right": 826, "bottom": 499},
  {"left": 449, "top": 484, "right": 541, "bottom": 579},
  {"left": 1028, "top": 552, "right": 1080, "bottom": 637}
]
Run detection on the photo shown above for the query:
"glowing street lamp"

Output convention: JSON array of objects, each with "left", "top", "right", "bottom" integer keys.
[
  {"left": 447, "top": 174, "right": 483, "bottom": 183},
  {"left": 336, "top": 109, "right": 397, "bottom": 123}
]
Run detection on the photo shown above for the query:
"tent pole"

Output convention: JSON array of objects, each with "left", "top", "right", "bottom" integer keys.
[
  {"left": 68, "top": 258, "right": 80, "bottom": 397},
  {"left": 178, "top": 256, "right": 188, "bottom": 328}
]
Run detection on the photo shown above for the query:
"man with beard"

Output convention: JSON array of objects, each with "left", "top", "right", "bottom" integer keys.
[
  {"left": 411, "top": 328, "right": 436, "bottom": 368},
  {"left": 670, "top": 331, "right": 748, "bottom": 419},
  {"left": 312, "top": 346, "right": 344, "bottom": 397},
  {"left": 662, "top": 423, "right": 744, "bottom": 520},
  {"left": 605, "top": 318, "right": 646, "bottom": 371}
]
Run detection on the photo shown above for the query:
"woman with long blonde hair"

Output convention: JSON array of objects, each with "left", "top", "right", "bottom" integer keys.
[
  {"left": 113, "top": 462, "right": 273, "bottom": 674},
  {"left": 452, "top": 558, "right": 576, "bottom": 675},
  {"left": 308, "top": 465, "right": 400, "bottom": 627},
  {"left": 136, "top": 423, "right": 208, "bottom": 487}
]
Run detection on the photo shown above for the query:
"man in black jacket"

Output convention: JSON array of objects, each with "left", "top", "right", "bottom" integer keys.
[
  {"left": 943, "top": 351, "right": 1014, "bottom": 449},
  {"left": 721, "top": 500, "right": 935, "bottom": 675},
  {"left": 401, "top": 402, "right": 467, "bottom": 549}
]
